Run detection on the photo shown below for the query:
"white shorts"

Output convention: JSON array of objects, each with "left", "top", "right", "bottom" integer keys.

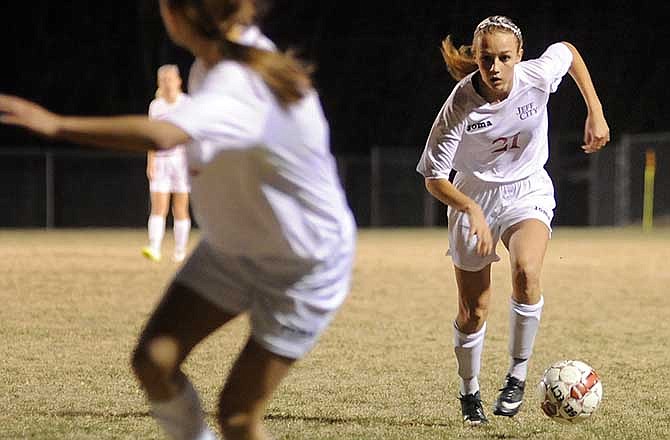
[
  {"left": 149, "top": 150, "right": 191, "bottom": 194},
  {"left": 173, "top": 240, "right": 355, "bottom": 359},
  {"left": 447, "top": 169, "right": 555, "bottom": 272}
]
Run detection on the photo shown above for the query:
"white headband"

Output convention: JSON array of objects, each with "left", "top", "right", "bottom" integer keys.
[{"left": 474, "top": 16, "right": 523, "bottom": 44}]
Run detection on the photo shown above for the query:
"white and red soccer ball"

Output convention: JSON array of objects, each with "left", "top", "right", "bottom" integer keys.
[{"left": 537, "top": 360, "right": 603, "bottom": 423}]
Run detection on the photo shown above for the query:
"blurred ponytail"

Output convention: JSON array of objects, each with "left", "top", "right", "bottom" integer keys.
[
  {"left": 168, "top": 0, "right": 312, "bottom": 107},
  {"left": 218, "top": 40, "right": 312, "bottom": 107}
]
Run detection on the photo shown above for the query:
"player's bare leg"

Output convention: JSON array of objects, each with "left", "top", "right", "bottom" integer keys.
[
  {"left": 502, "top": 219, "right": 549, "bottom": 305},
  {"left": 131, "top": 281, "right": 237, "bottom": 439},
  {"left": 494, "top": 219, "right": 550, "bottom": 417},
  {"left": 171, "top": 192, "right": 190, "bottom": 262},
  {"left": 454, "top": 265, "right": 492, "bottom": 333},
  {"left": 453, "top": 264, "right": 492, "bottom": 425},
  {"left": 217, "top": 339, "right": 295, "bottom": 440}
]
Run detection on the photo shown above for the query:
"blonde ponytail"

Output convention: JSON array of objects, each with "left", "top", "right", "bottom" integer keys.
[{"left": 440, "top": 35, "right": 478, "bottom": 81}]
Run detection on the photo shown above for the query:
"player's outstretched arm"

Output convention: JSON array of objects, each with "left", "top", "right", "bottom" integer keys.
[
  {"left": 561, "top": 42, "right": 610, "bottom": 154},
  {"left": 0, "top": 94, "right": 190, "bottom": 152}
]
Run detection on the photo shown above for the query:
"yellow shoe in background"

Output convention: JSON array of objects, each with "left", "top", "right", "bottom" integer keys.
[{"left": 141, "top": 246, "right": 162, "bottom": 262}]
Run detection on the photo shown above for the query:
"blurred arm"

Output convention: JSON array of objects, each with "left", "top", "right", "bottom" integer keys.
[{"left": 0, "top": 94, "right": 190, "bottom": 152}]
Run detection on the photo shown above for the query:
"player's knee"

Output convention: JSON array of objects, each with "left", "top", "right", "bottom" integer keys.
[
  {"left": 512, "top": 260, "right": 541, "bottom": 295},
  {"left": 172, "top": 208, "right": 189, "bottom": 220},
  {"left": 131, "top": 336, "right": 180, "bottom": 384},
  {"left": 457, "top": 307, "right": 488, "bottom": 333}
]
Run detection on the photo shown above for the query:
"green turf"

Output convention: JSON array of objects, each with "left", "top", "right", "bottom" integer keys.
[{"left": 1, "top": 227, "right": 669, "bottom": 439}]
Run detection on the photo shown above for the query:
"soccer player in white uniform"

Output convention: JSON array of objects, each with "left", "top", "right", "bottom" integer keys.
[
  {"left": 417, "top": 16, "right": 609, "bottom": 425},
  {"left": 144, "top": 64, "right": 192, "bottom": 263},
  {"left": 0, "top": 1, "right": 356, "bottom": 439}
]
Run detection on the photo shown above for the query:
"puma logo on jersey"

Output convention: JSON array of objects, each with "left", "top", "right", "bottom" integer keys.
[
  {"left": 466, "top": 120, "right": 492, "bottom": 132},
  {"left": 517, "top": 102, "right": 538, "bottom": 120}
]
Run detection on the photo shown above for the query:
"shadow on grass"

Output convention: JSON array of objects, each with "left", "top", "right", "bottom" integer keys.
[
  {"left": 47, "top": 410, "right": 451, "bottom": 428},
  {"left": 45, "top": 410, "right": 151, "bottom": 419},
  {"left": 46, "top": 410, "right": 546, "bottom": 439},
  {"left": 266, "top": 413, "right": 548, "bottom": 439},
  {"left": 265, "top": 412, "right": 452, "bottom": 428}
]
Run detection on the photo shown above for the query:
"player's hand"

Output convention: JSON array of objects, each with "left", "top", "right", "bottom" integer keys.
[
  {"left": 582, "top": 111, "right": 610, "bottom": 154},
  {"left": 465, "top": 204, "right": 493, "bottom": 256},
  {"left": 0, "top": 94, "right": 61, "bottom": 138}
]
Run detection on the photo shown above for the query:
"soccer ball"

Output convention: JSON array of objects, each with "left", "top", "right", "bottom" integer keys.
[{"left": 536, "top": 360, "right": 603, "bottom": 423}]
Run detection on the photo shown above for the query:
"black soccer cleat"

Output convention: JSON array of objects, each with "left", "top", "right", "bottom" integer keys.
[
  {"left": 493, "top": 374, "right": 526, "bottom": 417},
  {"left": 459, "top": 391, "right": 489, "bottom": 426}
]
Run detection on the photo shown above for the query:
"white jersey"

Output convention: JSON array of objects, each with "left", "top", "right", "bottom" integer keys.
[
  {"left": 417, "top": 42, "right": 573, "bottom": 183},
  {"left": 148, "top": 93, "right": 190, "bottom": 157},
  {"left": 164, "top": 60, "right": 355, "bottom": 264}
]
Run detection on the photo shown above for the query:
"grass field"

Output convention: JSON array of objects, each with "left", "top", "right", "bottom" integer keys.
[{"left": 1, "top": 227, "right": 670, "bottom": 439}]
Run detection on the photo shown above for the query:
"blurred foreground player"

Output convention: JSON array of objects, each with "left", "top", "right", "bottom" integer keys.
[{"left": 0, "top": 0, "right": 356, "bottom": 438}]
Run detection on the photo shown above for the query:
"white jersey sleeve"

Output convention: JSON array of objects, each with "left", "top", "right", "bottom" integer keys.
[
  {"left": 164, "top": 63, "right": 271, "bottom": 162},
  {"left": 518, "top": 42, "right": 573, "bottom": 93},
  {"left": 416, "top": 86, "right": 467, "bottom": 180}
]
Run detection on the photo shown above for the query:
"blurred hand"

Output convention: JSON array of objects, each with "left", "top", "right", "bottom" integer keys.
[
  {"left": 582, "top": 111, "right": 610, "bottom": 154},
  {"left": 466, "top": 204, "right": 493, "bottom": 256},
  {"left": 0, "top": 94, "right": 61, "bottom": 138}
]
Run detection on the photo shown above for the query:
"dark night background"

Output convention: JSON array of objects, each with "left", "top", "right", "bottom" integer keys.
[{"left": 0, "top": 1, "right": 668, "bottom": 226}]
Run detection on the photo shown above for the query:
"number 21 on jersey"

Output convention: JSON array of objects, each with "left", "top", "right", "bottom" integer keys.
[{"left": 491, "top": 132, "right": 521, "bottom": 154}]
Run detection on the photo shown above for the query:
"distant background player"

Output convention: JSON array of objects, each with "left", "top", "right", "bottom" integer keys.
[{"left": 144, "top": 64, "right": 191, "bottom": 263}]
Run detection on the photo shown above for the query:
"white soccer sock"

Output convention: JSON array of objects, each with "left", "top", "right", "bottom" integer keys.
[
  {"left": 148, "top": 215, "right": 166, "bottom": 251},
  {"left": 173, "top": 219, "right": 191, "bottom": 252},
  {"left": 150, "top": 379, "right": 218, "bottom": 440},
  {"left": 508, "top": 296, "right": 544, "bottom": 382},
  {"left": 454, "top": 321, "right": 486, "bottom": 396}
]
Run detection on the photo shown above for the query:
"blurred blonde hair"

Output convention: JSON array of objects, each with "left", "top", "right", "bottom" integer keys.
[{"left": 165, "top": 0, "right": 312, "bottom": 107}]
